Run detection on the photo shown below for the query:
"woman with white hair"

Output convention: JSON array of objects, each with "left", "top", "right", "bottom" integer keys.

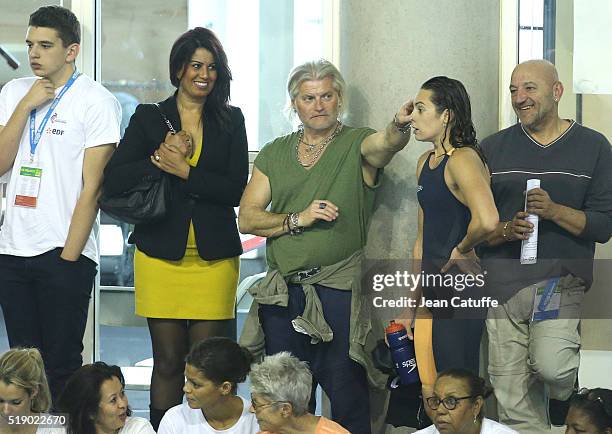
[{"left": 249, "top": 352, "right": 349, "bottom": 434}]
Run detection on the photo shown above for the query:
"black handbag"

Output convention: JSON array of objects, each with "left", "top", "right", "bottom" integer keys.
[{"left": 98, "top": 104, "right": 175, "bottom": 225}]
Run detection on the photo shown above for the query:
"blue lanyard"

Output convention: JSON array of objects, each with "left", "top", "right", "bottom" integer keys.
[
  {"left": 28, "top": 68, "right": 80, "bottom": 160},
  {"left": 537, "top": 277, "right": 560, "bottom": 311}
]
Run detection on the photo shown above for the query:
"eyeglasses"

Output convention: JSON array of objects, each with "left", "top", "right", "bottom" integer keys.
[
  {"left": 250, "top": 397, "right": 288, "bottom": 411},
  {"left": 427, "top": 395, "right": 476, "bottom": 410}
]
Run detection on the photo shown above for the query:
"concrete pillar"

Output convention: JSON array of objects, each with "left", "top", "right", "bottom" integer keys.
[{"left": 339, "top": 0, "right": 500, "bottom": 259}]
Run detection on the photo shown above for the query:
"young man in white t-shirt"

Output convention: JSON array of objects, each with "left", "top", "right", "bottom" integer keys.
[{"left": 0, "top": 5, "right": 121, "bottom": 401}]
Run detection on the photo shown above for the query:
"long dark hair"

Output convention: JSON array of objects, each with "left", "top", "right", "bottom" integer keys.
[
  {"left": 437, "top": 368, "right": 493, "bottom": 421},
  {"left": 570, "top": 388, "right": 612, "bottom": 430},
  {"left": 57, "top": 362, "right": 132, "bottom": 434},
  {"left": 421, "top": 76, "right": 486, "bottom": 165},
  {"left": 185, "top": 337, "right": 253, "bottom": 394},
  {"left": 169, "top": 27, "right": 232, "bottom": 128}
]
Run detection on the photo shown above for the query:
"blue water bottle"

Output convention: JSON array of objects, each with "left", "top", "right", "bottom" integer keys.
[{"left": 386, "top": 321, "right": 419, "bottom": 385}]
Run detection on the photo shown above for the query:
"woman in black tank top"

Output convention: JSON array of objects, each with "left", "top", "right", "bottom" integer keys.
[{"left": 395, "top": 77, "right": 499, "bottom": 416}]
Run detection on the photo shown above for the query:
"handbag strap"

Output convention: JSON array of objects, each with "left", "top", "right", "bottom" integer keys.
[{"left": 153, "top": 103, "right": 177, "bottom": 134}]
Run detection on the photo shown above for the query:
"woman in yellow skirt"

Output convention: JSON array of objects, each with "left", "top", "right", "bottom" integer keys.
[{"left": 103, "top": 27, "right": 248, "bottom": 430}]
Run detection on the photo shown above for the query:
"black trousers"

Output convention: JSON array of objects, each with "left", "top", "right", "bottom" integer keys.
[
  {"left": 259, "top": 283, "right": 371, "bottom": 434},
  {"left": 431, "top": 318, "right": 484, "bottom": 374},
  {"left": 0, "top": 248, "right": 97, "bottom": 402}
]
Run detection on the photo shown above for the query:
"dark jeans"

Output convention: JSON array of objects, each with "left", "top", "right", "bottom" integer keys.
[
  {"left": 0, "top": 248, "right": 97, "bottom": 402},
  {"left": 259, "top": 283, "right": 371, "bottom": 434}
]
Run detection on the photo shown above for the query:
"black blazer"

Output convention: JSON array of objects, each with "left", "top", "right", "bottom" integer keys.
[{"left": 103, "top": 95, "right": 248, "bottom": 261}]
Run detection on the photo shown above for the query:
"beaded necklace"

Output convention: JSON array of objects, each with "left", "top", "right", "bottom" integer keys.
[{"left": 296, "top": 121, "right": 343, "bottom": 167}]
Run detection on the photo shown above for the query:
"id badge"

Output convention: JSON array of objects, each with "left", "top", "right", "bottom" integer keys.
[
  {"left": 14, "top": 164, "right": 43, "bottom": 208},
  {"left": 532, "top": 277, "right": 561, "bottom": 321}
]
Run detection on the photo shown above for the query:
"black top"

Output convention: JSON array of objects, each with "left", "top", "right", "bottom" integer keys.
[
  {"left": 418, "top": 153, "right": 471, "bottom": 265},
  {"left": 103, "top": 94, "right": 249, "bottom": 261},
  {"left": 417, "top": 153, "right": 477, "bottom": 317},
  {"left": 478, "top": 122, "right": 612, "bottom": 297}
]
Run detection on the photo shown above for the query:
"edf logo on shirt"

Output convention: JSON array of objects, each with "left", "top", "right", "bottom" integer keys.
[{"left": 46, "top": 127, "right": 65, "bottom": 136}]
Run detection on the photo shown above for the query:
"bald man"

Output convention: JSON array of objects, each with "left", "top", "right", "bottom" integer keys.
[{"left": 478, "top": 60, "right": 612, "bottom": 433}]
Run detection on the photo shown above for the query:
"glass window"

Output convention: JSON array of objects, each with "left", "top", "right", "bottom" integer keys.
[
  {"left": 519, "top": 0, "right": 544, "bottom": 28},
  {"left": 518, "top": 0, "right": 544, "bottom": 62},
  {"left": 518, "top": 28, "right": 544, "bottom": 63}
]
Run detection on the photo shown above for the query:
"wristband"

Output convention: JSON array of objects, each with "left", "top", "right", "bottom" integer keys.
[
  {"left": 393, "top": 114, "right": 412, "bottom": 134},
  {"left": 288, "top": 212, "right": 303, "bottom": 235}
]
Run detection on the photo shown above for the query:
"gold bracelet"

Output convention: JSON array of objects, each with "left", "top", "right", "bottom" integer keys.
[{"left": 502, "top": 221, "right": 511, "bottom": 241}]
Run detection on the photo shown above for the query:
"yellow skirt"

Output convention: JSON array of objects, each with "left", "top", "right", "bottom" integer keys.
[{"left": 134, "top": 223, "right": 239, "bottom": 320}]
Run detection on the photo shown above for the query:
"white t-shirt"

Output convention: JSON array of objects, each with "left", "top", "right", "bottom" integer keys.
[
  {"left": 119, "top": 417, "right": 156, "bottom": 434},
  {"left": 158, "top": 397, "right": 260, "bottom": 434},
  {"left": 414, "top": 418, "right": 519, "bottom": 434},
  {"left": 0, "top": 74, "right": 121, "bottom": 263}
]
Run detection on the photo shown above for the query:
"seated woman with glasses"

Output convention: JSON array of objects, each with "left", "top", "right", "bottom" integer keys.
[
  {"left": 158, "top": 337, "right": 258, "bottom": 434},
  {"left": 414, "top": 368, "right": 517, "bottom": 434},
  {"left": 249, "top": 352, "right": 349, "bottom": 434},
  {"left": 566, "top": 388, "right": 612, "bottom": 434}
]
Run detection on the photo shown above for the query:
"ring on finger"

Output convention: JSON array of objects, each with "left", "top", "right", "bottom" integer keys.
[
  {"left": 319, "top": 203, "right": 327, "bottom": 209},
  {"left": 154, "top": 154, "right": 161, "bottom": 162}
]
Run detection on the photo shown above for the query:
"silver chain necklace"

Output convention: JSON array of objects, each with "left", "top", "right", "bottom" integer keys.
[{"left": 296, "top": 121, "right": 343, "bottom": 167}]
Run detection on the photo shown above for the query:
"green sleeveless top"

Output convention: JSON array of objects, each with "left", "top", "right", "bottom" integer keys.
[{"left": 254, "top": 126, "right": 379, "bottom": 276}]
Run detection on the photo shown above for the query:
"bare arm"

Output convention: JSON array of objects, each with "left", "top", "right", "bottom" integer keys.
[
  {"left": 61, "top": 144, "right": 115, "bottom": 261},
  {"left": 527, "top": 188, "right": 587, "bottom": 236},
  {"left": 238, "top": 167, "right": 285, "bottom": 238},
  {"left": 487, "top": 193, "right": 589, "bottom": 247},
  {"left": 0, "top": 79, "right": 55, "bottom": 175},
  {"left": 441, "top": 149, "right": 498, "bottom": 274},
  {"left": 550, "top": 205, "right": 587, "bottom": 236},
  {"left": 238, "top": 167, "right": 340, "bottom": 237},
  {"left": 447, "top": 149, "right": 499, "bottom": 253},
  {"left": 360, "top": 101, "right": 413, "bottom": 184}
]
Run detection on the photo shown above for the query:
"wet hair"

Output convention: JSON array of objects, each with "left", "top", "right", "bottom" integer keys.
[
  {"left": 29, "top": 5, "right": 81, "bottom": 46},
  {"left": 169, "top": 27, "right": 232, "bottom": 128},
  {"left": 0, "top": 348, "right": 51, "bottom": 413},
  {"left": 250, "top": 352, "right": 312, "bottom": 416},
  {"left": 286, "top": 59, "right": 346, "bottom": 118},
  {"left": 420, "top": 76, "right": 486, "bottom": 165},
  {"left": 437, "top": 368, "right": 493, "bottom": 420},
  {"left": 569, "top": 388, "right": 612, "bottom": 430},
  {"left": 57, "top": 362, "right": 132, "bottom": 434},
  {"left": 185, "top": 337, "right": 253, "bottom": 394}
]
